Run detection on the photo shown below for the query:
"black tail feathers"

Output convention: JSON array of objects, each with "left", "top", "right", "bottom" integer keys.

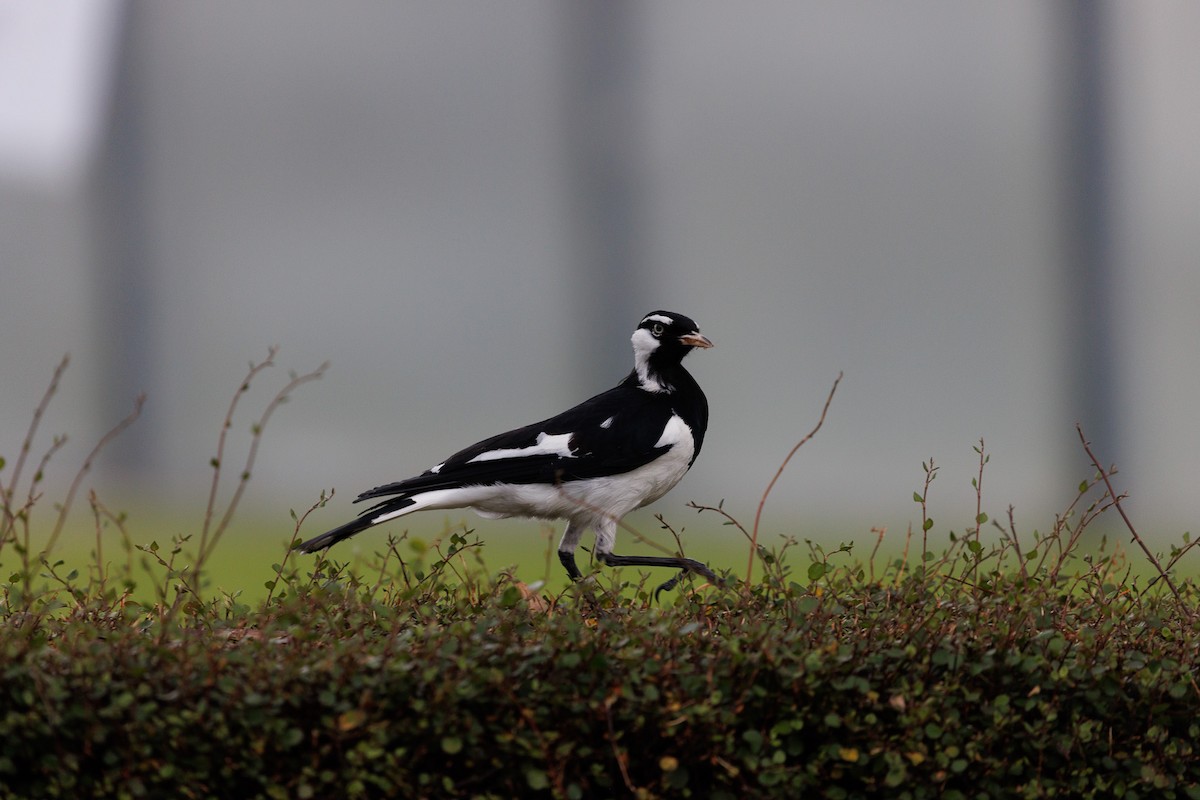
[
  {"left": 295, "top": 496, "right": 418, "bottom": 554},
  {"left": 294, "top": 514, "right": 377, "bottom": 554}
]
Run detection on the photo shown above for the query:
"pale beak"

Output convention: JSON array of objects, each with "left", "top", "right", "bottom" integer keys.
[{"left": 678, "top": 332, "right": 714, "bottom": 349}]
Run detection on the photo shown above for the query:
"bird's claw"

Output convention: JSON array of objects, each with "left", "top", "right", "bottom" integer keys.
[
  {"left": 653, "top": 572, "right": 684, "bottom": 602},
  {"left": 653, "top": 563, "right": 722, "bottom": 602}
]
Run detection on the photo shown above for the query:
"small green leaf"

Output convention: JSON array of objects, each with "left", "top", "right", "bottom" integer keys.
[
  {"left": 525, "top": 768, "right": 550, "bottom": 791},
  {"left": 923, "top": 518, "right": 934, "bottom": 532},
  {"left": 913, "top": 491, "right": 924, "bottom": 503},
  {"left": 500, "top": 585, "right": 522, "bottom": 608},
  {"left": 807, "top": 561, "right": 827, "bottom": 581},
  {"left": 976, "top": 512, "right": 988, "bottom": 525},
  {"left": 441, "top": 736, "right": 463, "bottom": 755}
]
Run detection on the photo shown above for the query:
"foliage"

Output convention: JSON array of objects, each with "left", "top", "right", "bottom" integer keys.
[{"left": 2, "top": 360, "right": 1199, "bottom": 799}]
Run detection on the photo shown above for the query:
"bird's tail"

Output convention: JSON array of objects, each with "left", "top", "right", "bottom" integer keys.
[
  {"left": 295, "top": 514, "right": 375, "bottom": 553},
  {"left": 294, "top": 496, "right": 416, "bottom": 553}
]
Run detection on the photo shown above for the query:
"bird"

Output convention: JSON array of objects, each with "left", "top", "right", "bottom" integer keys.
[{"left": 296, "top": 310, "right": 719, "bottom": 598}]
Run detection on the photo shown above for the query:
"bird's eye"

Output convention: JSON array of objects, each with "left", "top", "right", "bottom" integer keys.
[{"left": 651, "top": 323, "right": 665, "bottom": 337}]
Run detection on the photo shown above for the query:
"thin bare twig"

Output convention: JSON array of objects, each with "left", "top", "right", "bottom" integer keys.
[
  {"left": 868, "top": 526, "right": 887, "bottom": 583},
  {"left": 193, "top": 353, "right": 329, "bottom": 590},
  {"left": 653, "top": 512, "right": 689, "bottom": 558},
  {"left": 917, "top": 458, "right": 937, "bottom": 559},
  {"left": 970, "top": 439, "right": 988, "bottom": 588},
  {"left": 1, "top": 354, "right": 70, "bottom": 540},
  {"left": 199, "top": 348, "right": 281, "bottom": 556},
  {"left": 1076, "top": 424, "right": 1189, "bottom": 616},
  {"left": 1004, "top": 505, "right": 1029, "bottom": 582},
  {"left": 1044, "top": 474, "right": 1105, "bottom": 583},
  {"left": 1153, "top": 536, "right": 1200, "bottom": 589},
  {"left": 264, "top": 487, "right": 334, "bottom": 605},
  {"left": 894, "top": 523, "right": 913, "bottom": 587},
  {"left": 14, "top": 433, "right": 68, "bottom": 566},
  {"left": 605, "top": 693, "right": 638, "bottom": 795},
  {"left": 687, "top": 500, "right": 751, "bottom": 543},
  {"left": 746, "top": 372, "right": 842, "bottom": 586},
  {"left": 22, "top": 435, "right": 68, "bottom": 516},
  {"left": 206, "top": 362, "right": 329, "bottom": 553},
  {"left": 88, "top": 489, "right": 136, "bottom": 596},
  {"left": 42, "top": 394, "right": 146, "bottom": 557}
]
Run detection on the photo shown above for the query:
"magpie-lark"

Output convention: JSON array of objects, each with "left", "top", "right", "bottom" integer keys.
[{"left": 297, "top": 310, "right": 718, "bottom": 597}]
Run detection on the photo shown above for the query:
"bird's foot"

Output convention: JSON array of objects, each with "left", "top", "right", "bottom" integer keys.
[{"left": 595, "top": 552, "right": 720, "bottom": 601}]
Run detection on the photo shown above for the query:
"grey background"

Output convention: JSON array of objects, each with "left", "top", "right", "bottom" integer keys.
[{"left": 2, "top": 2, "right": 1197, "bottom": 544}]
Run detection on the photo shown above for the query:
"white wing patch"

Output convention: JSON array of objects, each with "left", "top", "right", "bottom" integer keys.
[
  {"left": 467, "top": 431, "right": 575, "bottom": 464},
  {"left": 600, "top": 416, "right": 615, "bottom": 429}
]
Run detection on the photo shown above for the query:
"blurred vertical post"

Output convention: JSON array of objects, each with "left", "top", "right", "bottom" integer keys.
[
  {"left": 562, "top": 1, "right": 646, "bottom": 386},
  {"left": 1060, "top": 1, "right": 1120, "bottom": 465},
  {"left": 90, "top": 2, "right": 156, "bottom": 475}
]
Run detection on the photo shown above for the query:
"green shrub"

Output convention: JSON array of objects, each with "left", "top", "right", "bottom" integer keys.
[
  {"left": 3, "top": 361, "right": 1199, "bottom": 799},
  {"left": 3, "top": 538, "right": 1200, "bottom": 800}
]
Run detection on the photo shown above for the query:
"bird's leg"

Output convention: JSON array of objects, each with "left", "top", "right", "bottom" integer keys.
[
  {"left": 598, "top": 552, "right": 720, "bottom": 600},
  {"left": 557, "top": 521, "right": 588, "bottom": 582},
  {"left": 558, "top": 550, "right": 583, "bottom": 581}
]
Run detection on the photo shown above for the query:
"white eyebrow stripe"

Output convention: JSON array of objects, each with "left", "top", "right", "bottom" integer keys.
[
  {"left": 642, "top": 313, "right": 673, "bottom": 326},
  {"left": 466, "top": 431, "right": 575, "bottom": 463}
]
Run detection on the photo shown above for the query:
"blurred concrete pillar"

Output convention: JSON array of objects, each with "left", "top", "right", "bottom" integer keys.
[
  {"left": 562, "top": 1, "right": 647, "bottom": 385},
  {"left": 1059, "top": 1, "right": 1120, "bottom": 465},
  {"left": 89, "top": 1, "right": 158, "bottom": 475}
]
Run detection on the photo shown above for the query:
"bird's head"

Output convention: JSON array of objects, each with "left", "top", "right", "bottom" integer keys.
[{"left": 631, "top": 310, "right": 713, "bottom": 392}]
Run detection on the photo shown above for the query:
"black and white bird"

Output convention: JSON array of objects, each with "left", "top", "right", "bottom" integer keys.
[{"left": 297, "top": 310, "right": 718, "bottom": 596}]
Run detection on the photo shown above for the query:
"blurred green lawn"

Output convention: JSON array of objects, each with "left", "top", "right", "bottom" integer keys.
[
  {"left": 14, "top": 505, "right": 767, "bottom": 604},
  {"left": 13, "top": 497, "right": 1176, "bottom": 606}
]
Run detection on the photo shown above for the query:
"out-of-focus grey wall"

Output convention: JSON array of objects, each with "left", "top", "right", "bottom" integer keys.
[{"left": 2, "top": 2, "right": 1198, "bottom": 541}]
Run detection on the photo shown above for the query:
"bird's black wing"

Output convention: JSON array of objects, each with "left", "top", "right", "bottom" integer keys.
[{"left": 354, "top": 382, "right": 680, "bottom": 506}]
